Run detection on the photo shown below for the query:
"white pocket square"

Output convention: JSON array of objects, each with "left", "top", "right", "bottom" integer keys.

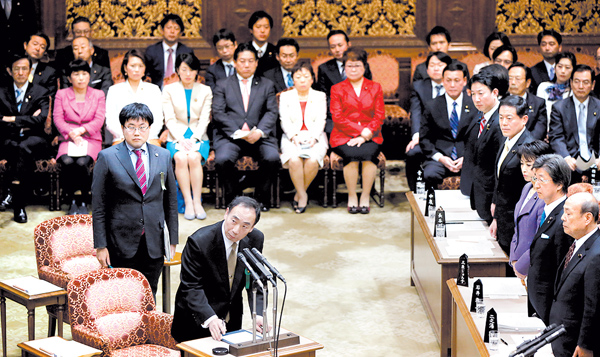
[
  {"left": 91, "top": 79, "right": 101, "bottom": 84},
  {"left": 541, "top": 233, "right": 550, "bottom": 239}
]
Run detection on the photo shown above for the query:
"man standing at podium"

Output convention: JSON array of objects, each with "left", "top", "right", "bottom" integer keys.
[{"left": 171, "top": 196, "right": 270, "bottom": 342}]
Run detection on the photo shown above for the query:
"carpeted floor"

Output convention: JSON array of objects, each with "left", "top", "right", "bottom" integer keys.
[{"left": 0, "top": 161, "right": 440, "bottom": 356}]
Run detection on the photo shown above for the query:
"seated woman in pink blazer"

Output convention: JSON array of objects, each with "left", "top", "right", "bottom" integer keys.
[{"left": 53, "top": 59, "right": 106, "bottom": 215}]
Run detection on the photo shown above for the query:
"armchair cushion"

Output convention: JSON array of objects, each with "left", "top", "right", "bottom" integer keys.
[{"left": 111, "top": 345, "right": 181, "bottom": 357}]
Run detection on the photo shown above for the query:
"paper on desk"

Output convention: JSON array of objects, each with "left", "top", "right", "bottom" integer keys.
[
  {"left": 222, "top": 329, "right": 262, "bottom": 345},
  {"left": 445, "top": 236, "right": 495, "bottom": 247},
  {"left": 446, "top": 221, "right": 488, "bottom": 232},
  {"left": 480, "top": 277, "right": 527, "bottom": 297},
  {"left": 499, "top": 313, "right": 546, "bottom": 332},
  {"left": 444, "top": 242, "right": 494, "bottom": 257},
  {"left": 2, "top": 276, "right": 63, "bottom": 295},
  {"left": 23, "top": 336, "right": 101, "bottom": 357},
  {"left": 445, "top": 210, "right": 485, "bottom": 221},
  {"left": 576, "top": 152, "right": 597, "bottom": 171}
]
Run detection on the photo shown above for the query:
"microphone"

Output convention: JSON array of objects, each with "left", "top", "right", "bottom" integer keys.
[
  {"left": 252, "top": 247, "right": 286, "bottom": 283},
  {"left": 243, "top": 248, "right": 277, "bottom": 286},
  {"left": 237, "top": 253, "right": 264, "bottom": 290},
  {"left": 518, "top": 326, "right": 566, "bottom": 357}
]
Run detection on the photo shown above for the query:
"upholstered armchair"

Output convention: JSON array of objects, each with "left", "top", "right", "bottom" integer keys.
[{"left": 68, "top": 268, "right": 179, "bottom": 357}]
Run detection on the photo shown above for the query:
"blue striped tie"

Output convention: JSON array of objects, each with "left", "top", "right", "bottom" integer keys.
[{"left": 450, "top": 101, "right": 459, "bottom": 160}]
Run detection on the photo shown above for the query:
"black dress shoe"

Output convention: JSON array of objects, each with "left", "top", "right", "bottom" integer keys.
[
  {"left": 0, "top": 193, "right": 13, "bottom": 212},
  {"left": 261, "top": 204, "right": 270, "bottom": 212},
  {"left": 77, "top": 202, "right": 89, "bottom": 215},
  {"left": 347, "top": 206, "right": 359, "bottom": 214},
  {"left": 14, "top": 208, "right": 27, "bottom": 223},
  {"left": 67, "top": 200, "right": 78, "bottom": 215},
  {"left": 360, "top": 206, "right": 371, "bottom": 214}
]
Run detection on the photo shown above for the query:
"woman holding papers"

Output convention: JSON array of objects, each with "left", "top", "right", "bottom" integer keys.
[
  {"left": 53, "top": 59, "right": 106, "bottom": 215},
  {"left": 279, "top": 62, "right": 328, "bottom": 213},
  {"left": 162, "top": 53, "right": 212, "bottom": 220}
]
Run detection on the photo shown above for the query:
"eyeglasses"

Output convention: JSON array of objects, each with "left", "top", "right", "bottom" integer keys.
[
  {"left": 345, "top": 64, "right": 364, "bottom": 70},
  {"left": 531, "top": 176, "right": 551, "bottom": 184},
  {"left": 124, "top": 126, "right": 149, "bottom": 133}
]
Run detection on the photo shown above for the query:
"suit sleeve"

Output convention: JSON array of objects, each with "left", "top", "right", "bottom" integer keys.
[
  {"left": 419, "top": 104, "right": 436, "bottom": 158},
  {"left": 164, "top": 154, "right": 178, "bottom": 245},
  {"left": 91, "top": 151, "right": 109, "bottom": 249},
  {"left": 205, "top": 67, "right": 217, "bottom": 92},
  {"left": 211, "top": 81, "right": 242, "bottom": 137},
  {"left": 52, "top": 91, "right": 70, "bottom": 140},
  {"left": 316, "top": 65, "right": 327, "bottom": 94},
  {"left": 256, "top": 81, "right": 279, "bottom": 137},
  {"left": 366, "top": 84, "right": 385, "bottom": 134},
  {"left": 82, "top": 91, "right": 106, "bottom": 138},
  {"left": 192, "top": 88, "right": 212, "bottom": 141},
  {"left": 330, "top": 85, "right": 364, "bottom": 135},
  {"left": 99, "top": 68, "right": 114, "bottom": 96},
  {"left": 548, "top": 104, "right": 570, "bottom": 158},
  {"left": 162, "top": 86, "right": 186, "bottom": 142},
  {"left": 144, "top": 47, "right": 161, "bottom": 86},
  {"left": 409, "top": 84, "right": 423, "bottom": 136},
  {"left": 15, "top": 88, "right": 49, "bottom": 129},
  {"left": 530, "top": 101, "right": 548, "bottom": 141},
  {"left": 578, "top": 252, "right": 600, "bottom": 351},
  {"left": 43, "top": 68, "right": 58, "bottom": 97}
]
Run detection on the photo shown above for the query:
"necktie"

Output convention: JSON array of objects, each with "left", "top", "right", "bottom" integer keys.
[
  {"left": 563, "top": 241, "right": 576, "bottom": 269},
  {"left": 165, "top": 48, "right": 174, "bottom": 78},
  {"left": 241, "top": 79, "right": 249, "bottom": 112},
  {"left": 497, "top": 142, "right": 509, "bottom": 177},
  {"left": 549, "top": 66, "right": 555, "bottom": 81},
  {"left": 450, "top": 101, "right": 459, "bottom": 160},
  {"left": 225, "top": 64, "right": 233, "bottom": 77},
  {"left": 286, "top": 73, "right": 294, "bottom": 88},
  {"left": 578, "top": 103, "right": 590, "bottom": 161},
  {"left": 3, "top": 0, "right": 11, "bottom": 19},
  {"left": 134, "top": 149, "right": 147, "bottom": 195},
  {"left": 478, "top": 113, "right": 486, "bottom": 138},
  {"left": 435, "top": 84, "right": 443, "bottom": 98},
  {"left": 539, "top": 210, "right": 547, "bottom": 227},
  {"left": 227, "top": 242, "right": 237, "bottom": 289},
  {"left": 15, "top": 88, "right": 22, "bottom": 112},
  {"left": 340, "top": 64, "right": 346, "bottom": 80}
]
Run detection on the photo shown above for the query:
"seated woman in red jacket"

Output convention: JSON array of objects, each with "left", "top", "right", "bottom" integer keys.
[{"left": 330, "top": 47, "right": 384, "bottom": 214}]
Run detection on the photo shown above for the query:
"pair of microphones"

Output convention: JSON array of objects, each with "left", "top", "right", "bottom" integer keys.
[{"left": 237, "top": 248, "right": 285, "bottom": 290}]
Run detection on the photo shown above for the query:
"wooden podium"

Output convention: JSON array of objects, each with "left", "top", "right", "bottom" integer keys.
[{"left": 177, "top": 329, "right": 323, "bottom": 357}]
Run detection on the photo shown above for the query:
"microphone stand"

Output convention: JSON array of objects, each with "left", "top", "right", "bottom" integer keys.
[
  {"left": 251, "top": 280, "right": 258, "bottom": 343},
  {"left": 261, "top": 277, "right": 269, "bottom": 341}
]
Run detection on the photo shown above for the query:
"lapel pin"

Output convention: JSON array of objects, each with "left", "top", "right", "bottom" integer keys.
[
  {"left": 578, "top": 254, "right": 582, "bottom": 258},
  {"left": 548, "top": 216, "right": 554, "bottom": 222},
  {"left": 155, "top": 153, "right": 159, "bottom": 157},
  {"left": 529, "top": 106, "right": 533, "bottom": 112},
  {"left": 594, "top": 112, "right": 597, "bottom": 116},
  {"left": 511, "top": 150, "right": 516, "bottom": 154},
  {"left": 194, "top": 98, "right": 198, "bottom": 102},
  {"left": 486, "top": 124, "right": 490, "bottom": 130},
  {"left": 465, "top": 105, "right": 470, "bottom": 113}
]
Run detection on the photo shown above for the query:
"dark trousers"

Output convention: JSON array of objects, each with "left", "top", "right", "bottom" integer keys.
[
  {"left": 57, "top": 155, "right": 93, "bottom": 202},
  {"left": 422, "top": 159, "right": 459, "bottom": 187},
  {"left": 405, "top": 145, "right": 423, "bottom": 192}
]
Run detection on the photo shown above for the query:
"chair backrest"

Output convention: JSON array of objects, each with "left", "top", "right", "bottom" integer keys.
[
  {"left": 311, "top": 52, "right": 333, "bottom": 76},
  {"left": 516, "top": 50, "right": 543, "bottom": 68},
  {"left": 458, "top": 52, "right": 489, "bottom": 75},
  {"left": 411, "top": 51, "right": 428, "bottom": 79},
  {"left": 367, "top": 50, "right": 400, "bottom": 100},
  {"left": 68, "top": 268, "right": 156, "bottom": 348},
  {"left": 110, "top": 52, "right": 126, "bottom": 84}
]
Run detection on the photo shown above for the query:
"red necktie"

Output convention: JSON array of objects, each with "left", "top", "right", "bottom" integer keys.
[
  {"left": 478, "top": 115, "right": 487, "bottom": 138},
  {"left": 165, "top": 48, "right": 174, "bottom": 78},
  {"left": 563, "top": 241, "right": 576, "bottom": 269},
  {"left": 134, "top": 149, "right": 147, "bottom": 195},
  {"left": 241, "top": 79, "right": 249, "bottom": 112}
]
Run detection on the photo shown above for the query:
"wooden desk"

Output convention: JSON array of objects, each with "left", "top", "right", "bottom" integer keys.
[
  {"left": 18, "top": 336, "right": 101, "bottom": 357},
  {"left": 447, "top": 278, "right": 552, "bottom": 357},
  {"left": 178, "top": 330, "right": 323, "bottom": 357},
  {"left": 407, "top": 191, "right": 509, "bottom": 357},
  {"left": 0, "top": 281, "right": 66, "bottom": 357}
]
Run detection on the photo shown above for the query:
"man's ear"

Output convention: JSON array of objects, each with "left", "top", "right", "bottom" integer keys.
[{"left": 6, "top": 67, "right": 11, "bottom": 77}]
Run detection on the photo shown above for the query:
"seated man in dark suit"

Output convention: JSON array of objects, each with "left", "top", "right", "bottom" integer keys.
[
  {"left": 549, "top": 192, "right": 600, "bottom": 357},
  {"left": 145, "top": 14, "right": 193, "bottom": 88},
  {"left": 60, "top": 36, "right": 112, "bottom": 95},
  {"left": 405, "top": 51, "right": 452, "bottom": 191},
  {"left": 420, "top": 62, "right": 476, "bottom": 187},
  {"left": 507, "top": 62, "right": 548, "bottom": 140},
  {"left": 205, "top": 28, "right": 238, "bottom": 91},
  {"left": 594, "top": 45, "right": 600, "bottom": 98},
  {"left": 530, "top": 29, "right": 562, "bottom": 94},
  {"left": 549, "top": 64, "right": 600, "bottom": 182},
  {"left": 412, "top": 26, "right": 470, "bottom": 82},
  {"left": 317, "top": 29, "right": 372, "bottom": 134},
  {"left": 171, "top": 196, "right": 270, "bottom": 342},
  {"left": 54, "top": 16, "right": 110, "bottom": 72},
  {"left": 249, "top": 10, "right": 278, "bottom": 77},
  {"left": 263, "top": 38, "right": 300, "bottom": 93},
  {"left": 22, "top": 32, "right": 57, "bottom": 97},
  {"left": 0, "top": 53, "right": 50, "bottom": 223},
  {"left": 212, "top": 43, "right": 279, "bottom": 210}
]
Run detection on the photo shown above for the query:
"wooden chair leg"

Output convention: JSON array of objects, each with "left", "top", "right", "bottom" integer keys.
[
  {"left": 379, "top": 169, "right": 385, "bottom": 208},
  {"left": 275, "top": 171, "right": 280, "bottom": 208},
  {"left": 322, "top": 170, "right": 328, "bottom": 208},
  {"left": 332, "top": 170, "right": 338, "bottom": 208},
  {"left": 214, "top": 172, "right": 221, "bottom": 209},
  {"left": 47, "top": 315, "right": 56, "bottom": 337}
]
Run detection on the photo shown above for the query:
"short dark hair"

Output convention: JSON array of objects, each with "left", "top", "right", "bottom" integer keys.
[
  {"left": 67, "top": 59, "right": 91, "bottom": 76},
  {"left": 227, "top": 196, "right": 261, "bottom": 225},
  {"left": 426, "top": 51, "right": 452, "bottom": 68},
  {"left": 175, "top": 52, "right": 200, "bottom": 78},
  {"left": 425, "top": 26, "right": 451, "bottom": 45},
  {"left": 443, "top": 61, "right": 468, "bottom": 78},
  {"left": 119, "top": 102, "right": 154, "bottom": 126},
  {"left": 121, "top": 49, "right": 146, "bottom": 79},
  {"left": 517, "top": 140, "right": 552, "bottom": 162},
  {"left": 472, "top": 64, "right": 509, "bottom": 97},
  {"left": 492, "top": 45, "right": 518, "bottom": 63},
  {"left": 508, "top": 62, "right": 532, "bottom": 82},
  {"left": 6, "top": 52, "right": 31, "bottom": 69},
  {"left": 248, "top": 10, "right": 273, "bottom": 29},
  {"left": 160, "top": 14, "right": 184, "bottom": 32},
  {"left": 572, "top": 64, "right": 595, "bottom": 81},
  {"left": 537, "top": 29, "right": 562, "bottom": 45},
  {"left": 342, "top": 47, "right": 368, "bottom": 67},
  {"left": 483, "top": 32, "right": 512, "bottom": 59},
  {"left": 212, "top": 28, "right": 236, "bottom": 47},
  {"left": 71, "top": 16, "right": 91, "bottom": 31},
  {"left": 533, "top": 154, "right": 571, "bottom": 194},
  {"left": 234, "top": 42, "right": 258, "bottom": 61},
  {"left": 26, "top": 32, "right": 50, "bottom": 49},
  {"left": 276, "top": 38, "right": 299, "bottom": 54},
  {"left": 327, "top": 30, "right": 349, "bottom": 43},
  {"left": 290, "top": 61, "right": 315, "bottom": 82},
  {"left": 500, "top": 95, "right": 528, "bottom": 117}
]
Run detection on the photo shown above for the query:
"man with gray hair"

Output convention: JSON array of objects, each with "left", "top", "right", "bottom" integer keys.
[
  {"left": 60, "top": 36, "right": 112, "bottom": 95},
  {"left": 527, "top": 154, "right": 574, "bottom": 324},
  {"left": 549, "top": 192, "right": 600, "bottom": 357}
]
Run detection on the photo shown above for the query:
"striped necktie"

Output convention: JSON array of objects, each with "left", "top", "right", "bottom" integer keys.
[
  {"left": 134, "top": 149, "right": 147, "bottom": 195},
  {"left": 450, "top": 101, "right": 459, "bottom": 159}
]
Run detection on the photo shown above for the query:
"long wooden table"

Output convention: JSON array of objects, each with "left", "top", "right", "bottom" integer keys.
[
  {"left": 407, "top": 191, "right": 509, "bottom": 357},
  {"left": 447, "top": 278, "right": 552, "bottom": 357}
]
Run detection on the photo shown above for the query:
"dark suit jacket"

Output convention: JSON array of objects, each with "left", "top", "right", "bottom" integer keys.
[
  {"left": 492, "top": 130, "right": 534, "bottom": 249},
  {"left": 0, "top": 0, "right": 37, "bottom": 61},
  {"left": 549, "top": 96, "right": 600, "bottom": 159},
  {"left": 144, "top": 41, "right": 193, "bottom": 88},
  {"left": 91, "top": 142, "right": 178, "bottom": 260},
  {"left": 528, "top": 199, "right": 573, "bottom": 324},
  {"left": 54, "top": 45, "right": 110, "bottom": 73},
  {"left": 171, "top": 221, "right": 265, "bottom": 342},
  {"left": 412, "top": 58, "right": 470, "bottom": 82},
  {"left": 549, "top": 230, "right": 600, "bottom": 356},
  {"left": 525, "top": 93, "right": 548, "bottom": 140},
  {"left": 263, "top": 66, "right": 289, "bottom": 93},
  {"left": 205, "top": 59, "right": 229, "bottom": 92},
  {"left": 461, "top": 108, "right": 504, "bottom": 221},
  {"left": 530, "top": 61, "right": 551, "bottom": 95},
  {"left": 510, "top": 183, "right": 544, "bottom": 276},
  {"left": 419, "top": 93, "right": 476, "bottom": 159},
  {"left": 410, "top": 79, "right": 437, "bottom": 136},
  {"left": 30, "top": 62, "right": 58, "bottom": 97},
  {"left": 0, "top": 83, "right": 49, "bottom": 141},
  {"left": 61, "top": 63, "right": 113, "bottom": 96},
  {"left": 255, "top": 42, "right": 278, "bottom": 77},
  {"left": 211, "top": 75, "right": 278, "bottom": 150}
]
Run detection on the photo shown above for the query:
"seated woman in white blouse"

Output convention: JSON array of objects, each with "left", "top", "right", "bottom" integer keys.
[
  {"left": 536, "top": 51, "right": 575, "bottom": 122},
  {"left": 279, "top": 62, "right": 328, "bottom": 214},
  {"left": 105, "top": 49, "right": 163, "bottom": 146}
]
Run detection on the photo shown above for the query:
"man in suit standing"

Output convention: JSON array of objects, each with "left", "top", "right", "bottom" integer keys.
[
  {"left": 508, "top": 62, "right": 548, "bottom": 140},
  {"left": 412, "top": 26, "right": 469, "bottom": 82},
  {"left": 145, "top": 14, "right": 193, "bottom": 88},
  {"left": 60, "top": 37, "right": 112, "bottom": 95},
  {"left": 54, "top": 17, "right": 110, "bottom": 72},
  {"left": 205, "top": 29, "right": 238, "bottom": 91},
  {"left": 22, "top": 32, "right": 57, "bottom": 97},
  {"left": 528, "top": 154, "right": 573, "bottom": 324},
  {"left": 490, "top": 95, "right": 534, "bottom": 255},
  {"left": 549, "top": 192, "right": 600, "bottom": 357},
  {"left": 212, "top": 43, "right": 279, "bottom": 210},
  {"left": 92, "top": 103, "right": 178, "bottom": 297},
  {"left": 0, "top": 0, "right": 38, "bottom": 65},
  {"left": 0, "top": 53, "right": 49, "bottom": 223},
  {"left": 263, "top": 38, "right": 300, "bottom": 93},
  {"left": 171, "top": 196, "right": 269, "bottom": 342},
  {"left": 549, "top": 64, "right": 600, "bottom": 182},
  {"left": 249, "top": 11, "right": 278, "bottom": 77},
  {"left": 530, "top": 30, "right": 562, "bottom": 94}
]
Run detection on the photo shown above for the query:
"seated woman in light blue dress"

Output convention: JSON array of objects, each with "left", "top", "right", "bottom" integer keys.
[{"left": 162, "top": 53, "right": 212, "bottom": 220}]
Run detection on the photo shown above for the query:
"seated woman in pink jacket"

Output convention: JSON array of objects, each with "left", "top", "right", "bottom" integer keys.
[{"left": 53, "top": 59, "right": 106, "bottom": 215}]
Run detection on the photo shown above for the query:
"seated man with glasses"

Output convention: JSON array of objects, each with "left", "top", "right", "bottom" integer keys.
[
  {"left": 54, "top": 16, "right": 110, "bottom": 73},
  {"left": 205, "top": 28, "right": 238, "bottom": 91}
]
